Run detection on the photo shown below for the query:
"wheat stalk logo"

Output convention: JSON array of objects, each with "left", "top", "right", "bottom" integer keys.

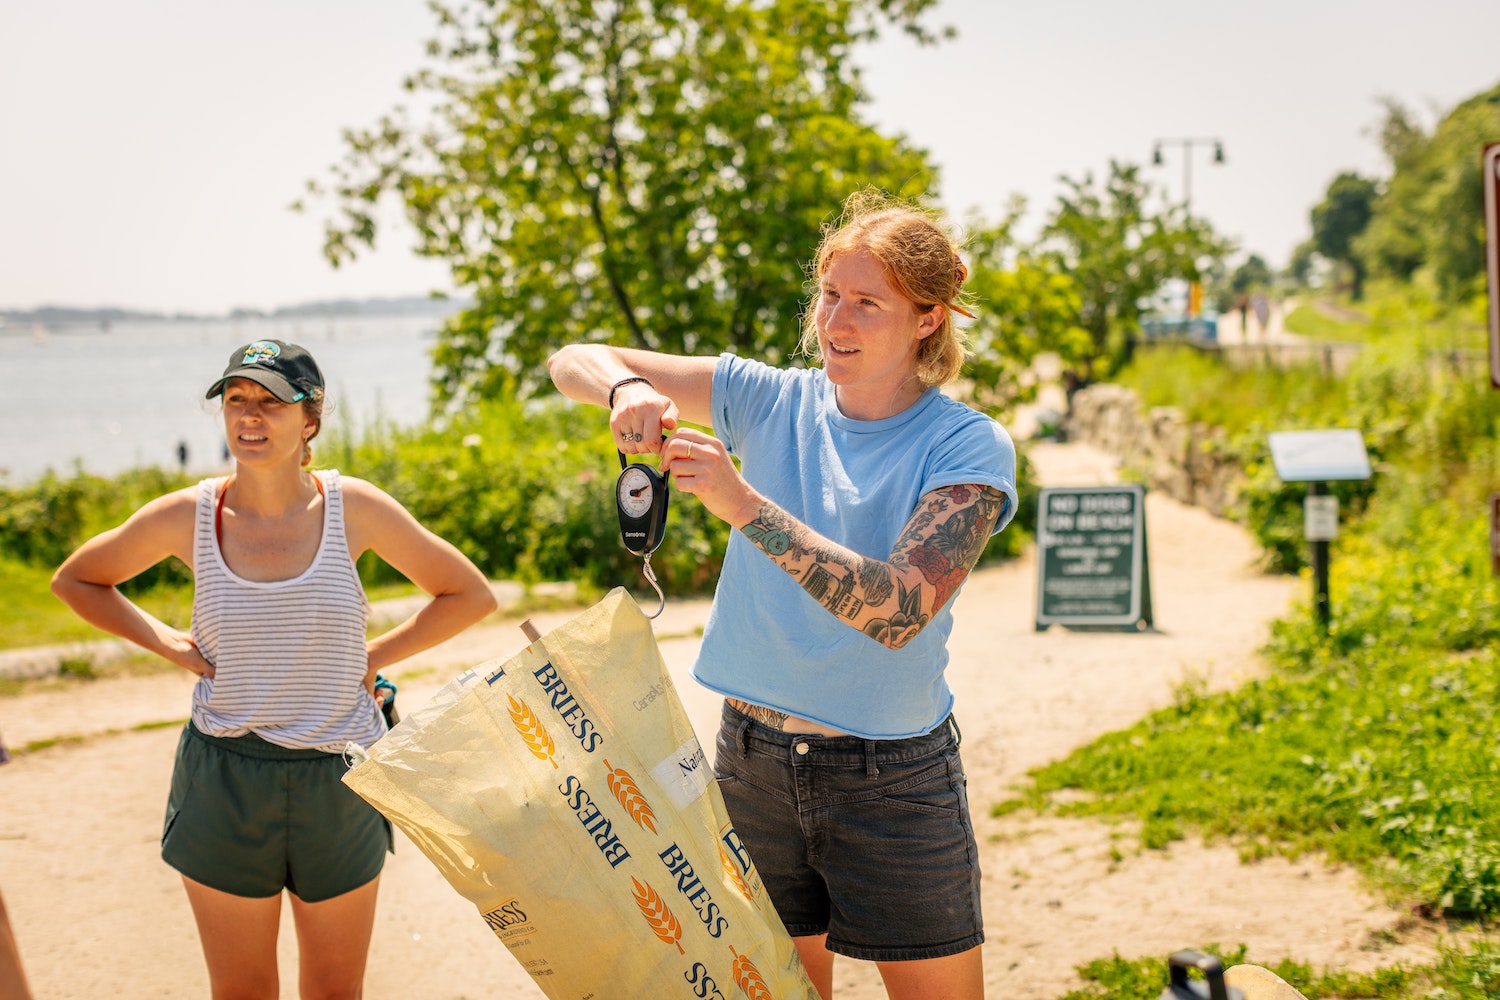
[
  {"left": 719, "top": 844, "right": 758, "bottom": 907},
  {"left": 506, "top": 694, "right": 558, "bottom": 768},
  {"left": 603, "top": 759, "right": 658, "bottom": 834},
  {"left": 729, "top": 946, "right": 774, "bottom": 1000},
  {"left": 630, "top": 877, "right": 684, "bottom": 954}
]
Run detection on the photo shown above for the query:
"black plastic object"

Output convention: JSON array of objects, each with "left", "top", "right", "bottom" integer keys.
[
  {"left": 1160, "top": 950, "right": 1242, "bottom": 1000},
  {"left": 615, "top": 451, "right": 669, "bottom": 557}
]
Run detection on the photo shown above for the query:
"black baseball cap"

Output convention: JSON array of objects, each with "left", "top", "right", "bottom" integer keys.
[{"left": 205, "top": 339, "right": 324, "bottom": 403}]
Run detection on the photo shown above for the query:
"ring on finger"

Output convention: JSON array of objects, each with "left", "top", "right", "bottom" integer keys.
[{"left": 686, "top": 442, "right": 693, "bottom": 460}]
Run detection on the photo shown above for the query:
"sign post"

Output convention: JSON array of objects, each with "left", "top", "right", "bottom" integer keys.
[
  {"left": 1267, "top": 430, "right": 1372, "bottom": 631},
  {"left": 1485, "top": 144, "right": 1500, "bottom": 578},
  {"left": 1490, "top": 493, "right": 1500, "bottom": 577},
  {"left": 1034, "top": 484, "right": 1152, "bottom": 631},
  {"left": 1485, "top": 142, "right": 1500, "bottom": 389}
]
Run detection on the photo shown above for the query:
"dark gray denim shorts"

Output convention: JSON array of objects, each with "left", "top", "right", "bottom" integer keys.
[
  {"left": 712, "top": 703, "right": 983, "bottom": 962},
  {"left": 162, "top": 723, "right": 391, "bottom": 902}
]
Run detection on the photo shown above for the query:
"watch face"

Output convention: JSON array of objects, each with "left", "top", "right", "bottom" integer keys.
[{"left": 617, "top": 466, "right": 654, "bottom": 518}]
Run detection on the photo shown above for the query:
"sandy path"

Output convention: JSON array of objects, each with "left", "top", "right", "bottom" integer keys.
[{"left": 0, "top": 442, "right": 1432, "bottom": 998}]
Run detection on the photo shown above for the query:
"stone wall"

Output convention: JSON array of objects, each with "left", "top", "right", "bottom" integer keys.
[{"left": 1064, "top": 383, "right": 1243, "bottom": 517}]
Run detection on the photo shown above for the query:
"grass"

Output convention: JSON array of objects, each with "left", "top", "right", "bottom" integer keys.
[
  {"left": 11, "top": 716, "right": 190, "bottom": 757},
  {"left": 0, "top": 553, "right": 201, "bottom": 650},
  {"left": 1282, "top": 300, "right": 1376, "bottom": 342},
  {"left": 1115, "top": 344, "right": 1342, "bottom": 434},
  {"left": 1283, "top": 286, "right": 1489, "bottom": 350},
  {"left": 1058, "top": 941, "right": 1500, "bottom": 1000},
  {"left": 998, "top": 471, "right": 1500, "bottom": 993},
  {"left": 0, "top": 551, "right": 443, "bottom": 654},
  {"left": 0, "top": 557, "right": 100, "bottom": 648},
  {"left": 1000, "top": 493, "right": 1500, "bottom": 905}
]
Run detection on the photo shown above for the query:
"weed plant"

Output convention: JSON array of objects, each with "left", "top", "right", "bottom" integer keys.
[
  {"left": 1016, "top": 504, "right": 1500, "bottom": 915},
  {"left": 1018, "top": 291, "right": 1500, "bottom": 991},
  {"left": 1057, "top": 940, "right": 1500, "bottom": 1000}
]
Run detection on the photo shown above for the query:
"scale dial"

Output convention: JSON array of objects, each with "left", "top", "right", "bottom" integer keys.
[{"left": 617, "top": 465, "right": 655, "bottom": 518}]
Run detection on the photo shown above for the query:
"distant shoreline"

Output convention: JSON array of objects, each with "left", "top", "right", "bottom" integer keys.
[{"left": 0, "top": 295, "right": 471, "bottom": 329}]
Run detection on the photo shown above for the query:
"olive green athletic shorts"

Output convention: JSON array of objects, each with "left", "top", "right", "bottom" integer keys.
[{"left": 162, "top": 722, "right": 392, "bottom": 902}]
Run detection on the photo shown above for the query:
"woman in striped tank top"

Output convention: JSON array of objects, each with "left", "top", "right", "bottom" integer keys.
[{"left": 52, "top": 339, "right": 498, "bottom": 999}]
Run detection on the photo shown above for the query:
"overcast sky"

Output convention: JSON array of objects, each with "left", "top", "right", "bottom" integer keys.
[{"left": 2, "top": 0, "right": 1497, "bottom": 315}]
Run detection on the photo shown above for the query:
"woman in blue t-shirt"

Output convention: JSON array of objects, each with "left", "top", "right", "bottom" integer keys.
[{"left": 548, "top": 190, "right": 1017, "bottom": 1000}]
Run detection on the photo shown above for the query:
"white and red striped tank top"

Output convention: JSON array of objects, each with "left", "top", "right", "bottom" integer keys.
[{"left": 189, "top": 470, "right": 386, "bottom": 752}]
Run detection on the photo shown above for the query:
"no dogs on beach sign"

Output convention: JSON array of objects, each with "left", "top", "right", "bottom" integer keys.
[{"left": 1034, "top": 484, "right": 1153, "bottom": 631}]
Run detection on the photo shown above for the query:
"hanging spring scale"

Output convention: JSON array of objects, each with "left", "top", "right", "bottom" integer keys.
[{"left": 614, "top": 449, "right": 670, "bottom": 618}]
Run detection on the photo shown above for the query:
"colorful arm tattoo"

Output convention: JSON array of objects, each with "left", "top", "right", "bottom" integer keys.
[{"left": 736, "top": 485, "right": 1009, "bottom": 650}]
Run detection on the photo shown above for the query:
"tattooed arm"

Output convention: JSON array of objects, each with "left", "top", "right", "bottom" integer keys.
[
  {"left": 659, "top": 427, "right": 1009, "bottom": 651},
  {"left": 739, "top": 484, "right": 1009, "bottom": 650}
]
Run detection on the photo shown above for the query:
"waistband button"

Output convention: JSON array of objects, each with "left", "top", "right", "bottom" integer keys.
[{"left": 795, "top": 742, "right": 810, "bottom": 755}]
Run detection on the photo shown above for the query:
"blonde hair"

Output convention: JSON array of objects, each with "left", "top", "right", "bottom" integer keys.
[{"left": 799, "top": 189, "right": 974, "bottom": 388}]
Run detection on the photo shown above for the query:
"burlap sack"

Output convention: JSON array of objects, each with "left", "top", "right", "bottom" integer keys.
[{"left": 344, "top": 588, "right": 818, "bottom": 999}]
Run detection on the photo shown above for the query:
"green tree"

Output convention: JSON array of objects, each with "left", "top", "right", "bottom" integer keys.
[
  {"left": 1230, "top": 253, "right": 1274, "bottom": 295},
  {"left": 1356, "top": 84, "right": 1500, "bottom": 301},
  {"left": 1036, "top": 160, "right": 1228, "bottom": 378},
  {"left": 308, "top": 0, "right": 947, "bottom": 402},
  {"left": 960, "top": 195, "right": 1091, "bottom": 413},
  {"left": 1284, "top": 239, "right": 1318, "bottom": 288},
  {"left": 1309, "top": 171, "right": 1378, "bottom": 299}
]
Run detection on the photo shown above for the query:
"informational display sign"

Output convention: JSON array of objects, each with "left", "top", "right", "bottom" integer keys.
[
  {"left": 1035, "top": 484, "right": 1152, "bottom": 630},
  {"left": 1304, "top": 494, "right": 1339, "bottom": 541},
  {"left": 1486, "top": 142, "right": 1500, "bottom": 389},
  {"left": 1267, "top": 429, "right": 1371, "bottom": 482}
]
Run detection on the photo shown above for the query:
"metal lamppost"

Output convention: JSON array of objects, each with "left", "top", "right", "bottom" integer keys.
[{"left": 1151, "top": 137, "right": 1225, "bottom": 215}]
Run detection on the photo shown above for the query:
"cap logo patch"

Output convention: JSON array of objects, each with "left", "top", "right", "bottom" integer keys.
[{"left": 241, "top": 341, "right": 281, "bottom": 367}]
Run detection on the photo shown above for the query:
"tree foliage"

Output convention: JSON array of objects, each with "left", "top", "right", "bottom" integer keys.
[
  {"left": 1352, "top": 82, "right": 1500, "bottom": 302},
  {"left": 1310, "top": 171, "right": 1378, "bottom": 298},
  {"left": 959, "top": 195, "right": 1092, "bottom": 410},
  {"left": 1036, "top": 161, "right": 1229, "bottom": 377},
  {"left": 1229, "top": 253, "right": 1274, "bottom": 295},
  {"left": 311, "top": 0, "right": 946, "bottom": 403}
]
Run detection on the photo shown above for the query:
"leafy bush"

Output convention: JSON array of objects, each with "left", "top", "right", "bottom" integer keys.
[
  {"left": 5, "top": 392, "right": 1036, "bottom": 648},
  {"left": 335, "top": 395, "right": 1038, "bottom": 594},
  {"left": 979, "top": 445, "right": 1038, "bottom": 565},
  {"left": 1116, "top": 303, "right": 1498, "bottom": 573},
  {"left": 333, "top": 396, "right": 732, "bottom": 596},
  {"left": 0, "top": 467, "right": 194, "bottom": 593},
  {"left": 1010, "top": 292, "right": 1500, "bottom": 924},
  {"left": 1011, "top": 494, "right": 1500, "bottom": 919}
]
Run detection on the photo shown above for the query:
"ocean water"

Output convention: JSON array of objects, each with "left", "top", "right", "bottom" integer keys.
[{"left": 0, "top": 314, "right": 441, "bottom": 484}]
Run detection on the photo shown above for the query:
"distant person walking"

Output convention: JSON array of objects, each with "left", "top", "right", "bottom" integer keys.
[
  {"left": 176, "top": 439, "right": 189, "bottom": 472},
  {"left": 1251, "top": 291, "right": 1271, "bottom": 339},
  {"left": 51, "top": 339, "right": 497, "bottom": 999}
]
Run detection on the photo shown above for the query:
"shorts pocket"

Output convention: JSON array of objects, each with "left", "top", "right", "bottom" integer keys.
[
  {"left": 874, "top": 750, "right": 967, "bottom": 819},
  {"left": 161, "top": 727, "right": 204, "bottom": 845}
]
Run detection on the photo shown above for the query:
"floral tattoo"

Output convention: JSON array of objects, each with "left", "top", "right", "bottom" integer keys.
[{"left": 737, "top": 485, "right": 1009, "bottom": 649}]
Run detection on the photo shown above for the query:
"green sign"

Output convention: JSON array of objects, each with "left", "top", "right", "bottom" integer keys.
[{"left": 1035, "top": 485, "right": 1153, "bottom": 630}]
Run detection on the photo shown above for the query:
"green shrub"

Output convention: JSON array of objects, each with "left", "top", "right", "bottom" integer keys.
[
  {"left": 0, "top": 467, "right": 194, "bottom": 592},
  {"left": 979, "top": 445, "right": 1038, "bottom": 565},
  {"left": 1011, "top": 493, "right": 1500, "bottom": 919},
  {"left": 334, "top": 396, "right": 732, "bottom": 596}
]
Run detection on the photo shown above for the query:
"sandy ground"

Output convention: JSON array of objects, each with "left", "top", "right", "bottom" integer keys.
[{"left": 0, "top": 442, "right": 1440, "bottom": 998}]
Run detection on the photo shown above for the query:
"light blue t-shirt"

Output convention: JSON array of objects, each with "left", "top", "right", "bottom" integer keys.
[{"left": 691, "top": 353, "right": 1018, "bottom": 739}]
